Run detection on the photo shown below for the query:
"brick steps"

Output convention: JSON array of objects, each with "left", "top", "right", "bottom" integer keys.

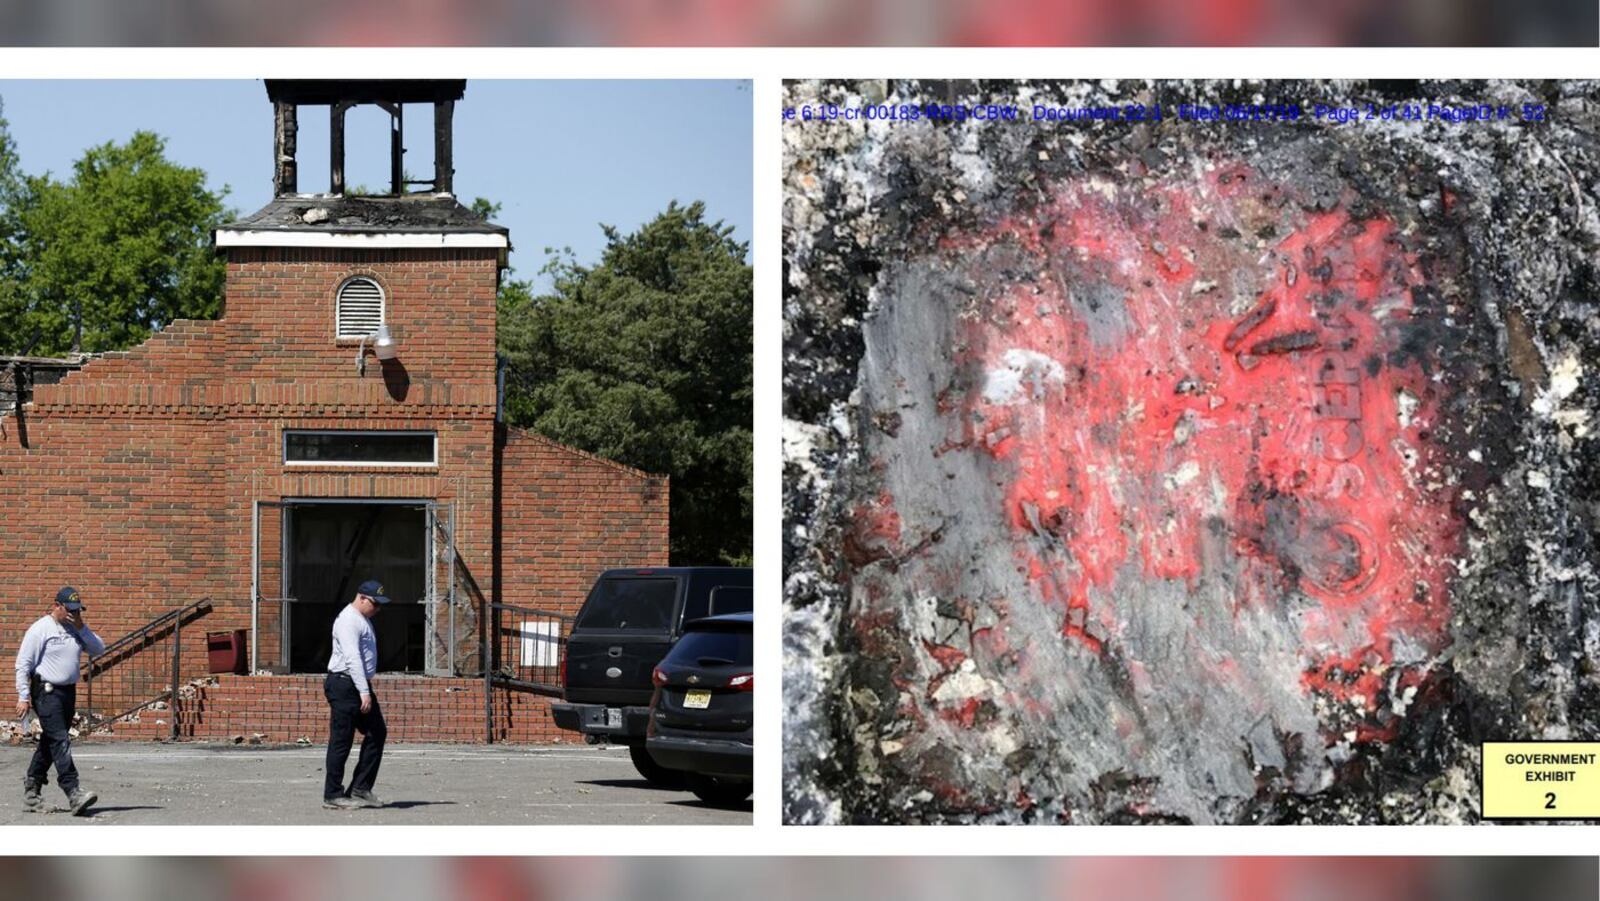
[
  {"left": 80, "top": 675, "right": 575, "bottom": 744},
  {"left": 88, "top": 717, "right": 174, "bottom": 741}
]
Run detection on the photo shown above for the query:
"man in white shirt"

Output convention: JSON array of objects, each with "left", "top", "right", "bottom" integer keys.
[
  {"left": 323, "top": 578, "right": 390, "bottom": 810},
  {"left": 14, "top": 587, "right": 106, "bottom": 815}
]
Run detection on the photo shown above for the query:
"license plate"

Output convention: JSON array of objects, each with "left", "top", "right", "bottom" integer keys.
[
  {"left": 605, "top": 708, "right": 622, "bottom": 729},
  {"left": 683, "top": 689, "right": 713, "bottom": 709}
]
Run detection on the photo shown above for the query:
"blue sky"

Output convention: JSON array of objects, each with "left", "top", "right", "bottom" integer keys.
[{"left": 0, "top": 80, "right": 752, "bottom": 291}]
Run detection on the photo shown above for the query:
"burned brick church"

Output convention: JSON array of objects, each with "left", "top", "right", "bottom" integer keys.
[{"left": 0, "top": 81, "right": 668, "bottom": 743}]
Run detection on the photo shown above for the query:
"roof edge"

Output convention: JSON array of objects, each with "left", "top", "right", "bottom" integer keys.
[
  {"left": 502, "top": 426, "right": 669, "bottom": 483},
  {"left": 215, "top": 230, "right": 510, "bottom": 257}
]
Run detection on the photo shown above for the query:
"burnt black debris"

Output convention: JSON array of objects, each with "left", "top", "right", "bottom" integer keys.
[{"left": 221, "top": 194, "right": 508, "bottom": 236}]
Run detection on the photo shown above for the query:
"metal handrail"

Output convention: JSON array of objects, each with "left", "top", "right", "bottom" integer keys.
[
  {"left": 85, "top": 597, "right": 212, "bottom": 673},
  {"left": 81, "top": 597, "right": 212, "bottom": 739},
  {"left": 489, "top": 603, "right": 572, "bottom": 625},
  {"left": 484, "top": 603, "right": 573, "bottom": 743}
]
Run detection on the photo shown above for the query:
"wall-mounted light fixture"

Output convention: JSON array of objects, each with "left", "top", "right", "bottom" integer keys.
[{"left": 356, "top": 325, "right": 399, "bottom": 375}]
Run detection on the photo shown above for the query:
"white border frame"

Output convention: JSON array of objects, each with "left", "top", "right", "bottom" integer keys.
[
  {"left": 282, "top": 428, "right": 439, "bottom": 468},
  {"left": 0, "top": 46, "right": 1596, "bottom": 861}
]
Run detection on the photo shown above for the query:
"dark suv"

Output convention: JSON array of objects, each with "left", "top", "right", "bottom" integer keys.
[
  {"left": 551, "top": 567, "right": 752, "bottom": 784},
  {"left": 645, "top": 612, "right": 753, "bottom": 807}
]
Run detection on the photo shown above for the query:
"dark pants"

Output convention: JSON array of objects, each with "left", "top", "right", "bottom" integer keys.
[
  {"left": 26, "top": 683, "right": 79, "bottom": 795},
  {"left": 324, "top": 673, "right": 386, "bottom": 800}
]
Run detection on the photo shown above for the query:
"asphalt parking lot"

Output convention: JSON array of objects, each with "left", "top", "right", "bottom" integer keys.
[{"left": 0, "top": 742, "right": 750, "bottom": 825}]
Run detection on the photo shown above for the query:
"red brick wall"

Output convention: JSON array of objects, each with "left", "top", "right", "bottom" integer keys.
[
  {"left": 0, "top": 361, "right": 232, "bottom": 646},
  {"left": 498, "top": 428, "right": 670, "bottom": 618},
  {"left": 222, "top": 247, "right": 501, "bottom": 388},
  {"left": 0, "top": 245, "right": 668, "bottom": 743}
]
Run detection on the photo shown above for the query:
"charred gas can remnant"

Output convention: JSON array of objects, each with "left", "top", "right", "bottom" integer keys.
[{"left": 839, "top": 163, "right": 1464, "bottom": 822}]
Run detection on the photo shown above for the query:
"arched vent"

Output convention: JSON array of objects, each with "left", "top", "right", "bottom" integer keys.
[{"left": 336, "top": 277, "right": 385, "bottom": 339}]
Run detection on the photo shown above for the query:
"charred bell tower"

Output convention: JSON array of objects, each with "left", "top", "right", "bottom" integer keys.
[{"left": 268, "top": 78, "right": 463, "bottom": 197}]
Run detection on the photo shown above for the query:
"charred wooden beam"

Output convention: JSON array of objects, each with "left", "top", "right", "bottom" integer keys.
[
  {"left": 434, "top": 100, "right": 454, "bottom": 195},
  {"left": 390, "top": 102, "right": 404, "bottom": 196},
  {"left": 330, "top": 101, "right": 349, "bottom": 195},
  {"left": 7, "top": 361, "right": 29, "bottom": 448},
  {"left": 273, "top": 101, "right": 297, "bottom": 195}
]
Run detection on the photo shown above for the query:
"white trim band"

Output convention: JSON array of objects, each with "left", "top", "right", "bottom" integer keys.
[{"left": 216, "top": 229, "right": 509, "bottom": 249}]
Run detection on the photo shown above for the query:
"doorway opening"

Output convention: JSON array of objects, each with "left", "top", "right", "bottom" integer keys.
[{"left": 285, "top": 501, "right": 428, "bottom": 674}]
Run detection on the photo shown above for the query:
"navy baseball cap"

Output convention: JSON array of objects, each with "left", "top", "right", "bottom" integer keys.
[
  {"left": 55, "top": 587, "right": 84, "bottom": 611},
  {"left": 356, "top": 580, "right": 391, "bottom": 604}
]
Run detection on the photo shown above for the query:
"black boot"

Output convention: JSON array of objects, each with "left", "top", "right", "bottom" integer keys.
[{"left": 67, "top": 787, "right": 97, "bottom": 816}]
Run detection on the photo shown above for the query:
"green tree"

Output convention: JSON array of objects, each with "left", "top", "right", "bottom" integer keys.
[
  {"left": 0, "top": 101, "right": 30, "bottom": 353},
  {"left": 0, "top": 128, "right": 230, "bottom": 356},
  {"left": 469, "top": 196, "right": 500, "bottom": 221},
  {"left": 499, "top": 201, "right": 752, "bottom": 566}
]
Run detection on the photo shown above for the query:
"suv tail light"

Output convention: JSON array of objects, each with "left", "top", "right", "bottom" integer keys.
[
  {"left": 652, "top": 666, "right": 668, "bottom": 687},
  {"left": 559, "top": 655, "right": 567, "bottom": 687},
  {"left": 728, "top": 673, "right": 753, "bottom": 691}
]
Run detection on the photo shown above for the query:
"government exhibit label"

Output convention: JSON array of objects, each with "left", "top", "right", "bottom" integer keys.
[{"left": 1481, "top": 742, "right": 1600, "bottom": 820}]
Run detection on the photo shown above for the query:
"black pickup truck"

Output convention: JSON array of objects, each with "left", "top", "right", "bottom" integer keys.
[{"left": 550, "top": 566, "right": 753, "bottom": 784}]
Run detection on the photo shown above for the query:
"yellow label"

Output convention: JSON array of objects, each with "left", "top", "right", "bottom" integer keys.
[{"left": 1482, "top": 742, "right": 1600, "bottom": 819}]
